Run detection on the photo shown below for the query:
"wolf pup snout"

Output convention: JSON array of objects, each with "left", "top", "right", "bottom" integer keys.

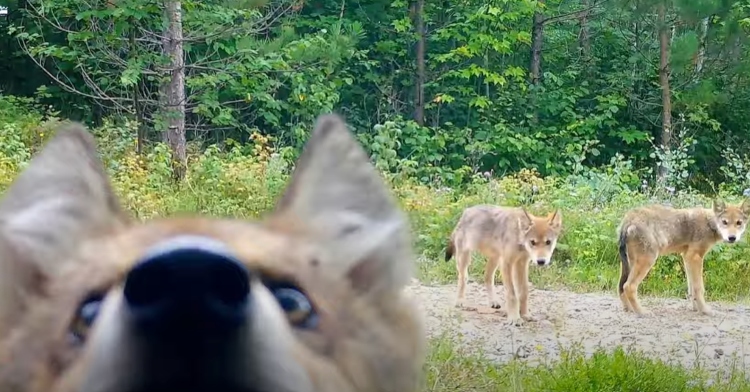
[{"left": 124, "top": 235, "right": 251, "bottom": 335}]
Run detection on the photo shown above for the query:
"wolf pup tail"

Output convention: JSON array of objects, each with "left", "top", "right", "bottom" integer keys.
[
  {"left": 618, "top": 229, "right": 630, "bottom": 295},
  {"left": 444, "top": 236, "right": 455, "bottom": 262}
]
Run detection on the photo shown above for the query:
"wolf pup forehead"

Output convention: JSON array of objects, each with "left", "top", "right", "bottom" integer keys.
[{"left": 0, "top": 114, "right": 426, "bottom": 392}]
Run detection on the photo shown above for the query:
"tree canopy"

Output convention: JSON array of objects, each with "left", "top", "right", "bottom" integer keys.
[{"left": 1, "top": 0, "right": 749, "bottom": 190}]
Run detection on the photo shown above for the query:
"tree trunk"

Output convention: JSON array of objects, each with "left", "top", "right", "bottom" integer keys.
[
  {"left": 160, "top": 0, "right": 186, "bottom": 181},
  {"left": 578, "top": 0, "right": 590, "bottom": 60},
  {"left": 694, "top": 16, "right": 709, "bottom": 77},
  {"left": 529, "top": 1, "right": 545, "bottom": 86},
  {"left": 130, "top": 18, "right": 146, "bottom": 156},
  {"left": 413, "top": 0, "right": 425, "bottom": 126},
  {"left": 731, "top": 35, "right": 742, "bottom": 64},
  {"left": 135, "top": 79, "right": 146, "bottom": 156},
  {"left": 657, "top": 2, "right": 672, "bottom": 181},
  {"left": 529, "top": 0, "right": 545, "bottom": 124},
  {"left": 631, "top": 1, "right": 639, "bottom": 83}
]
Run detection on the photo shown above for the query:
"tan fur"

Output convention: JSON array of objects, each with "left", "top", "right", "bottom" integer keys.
[
  {"left": 617, "top": 199, "right": 750, "bottom": 317},
  {"left": 445, "top": 205, "right": 562, "bottom": 326},
  {"left": 0, "top": 115, "right": 425, "bottom": 392}
]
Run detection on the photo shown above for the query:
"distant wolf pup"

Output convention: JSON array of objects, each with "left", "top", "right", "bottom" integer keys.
[
  {"left": 445, "top": 205, "right": 562, "bottom": 326},
  {"left": 0, "top": 114, "right": 425, "bottom": 392},
  {"left": 618, "top": 198, "right": 750, "bottom": 316}
]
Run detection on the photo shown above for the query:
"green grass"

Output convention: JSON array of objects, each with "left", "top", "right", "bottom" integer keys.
[{"left": 424, "top": 332, "right": 750, "bottom": 392}]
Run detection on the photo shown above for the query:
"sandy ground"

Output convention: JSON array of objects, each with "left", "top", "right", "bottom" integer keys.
[{"left": 406, "top": 280, "right": 750, "bottom": 372}]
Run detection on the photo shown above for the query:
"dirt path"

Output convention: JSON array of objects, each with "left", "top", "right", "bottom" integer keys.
[{"left": 406, "top": 280, "right": 750, "bottom": 372}]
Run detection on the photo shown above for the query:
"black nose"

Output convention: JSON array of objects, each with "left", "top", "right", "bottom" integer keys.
[
  {"left": 536, "top": 259, "right": 546, "bottom": 265},
  {"left": 123, "top": 235, "right": 251, "bottom": 334},
  {"left": 728, "top": 236, "right": 737, "bottom": 243}
]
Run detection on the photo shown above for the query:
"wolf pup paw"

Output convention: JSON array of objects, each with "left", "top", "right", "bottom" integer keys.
[
  {"left": 505, "top": 316, "right": 525, "bottom": 327},
  {"left": 521, "top": 313, "right": 537, "bottom": 322}
]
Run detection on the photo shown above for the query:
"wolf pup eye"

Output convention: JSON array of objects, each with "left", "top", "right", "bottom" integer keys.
[
  {"left": 545, "top": 239, "right": 552, "bottom": 245},
  {"left": 737, "top": 220, "right": 743, "bottom": 227},
  {"left": 722, "top": 219, "right": 729, "bottom": 226},
  {"left": 270, "top": 285, "right": 318, "bottom": 329},
  {"left": 529, "top": 240, "right": 537, "bottom": 246},
  {"left": 69, "top": 293, "right": 105, "bottom": 344}
]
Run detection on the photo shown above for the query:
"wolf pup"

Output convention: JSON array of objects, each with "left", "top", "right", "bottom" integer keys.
[
  {"left": 445, "top": 205, "right": 562, "bottom": 326},
  {"left": 0, "top": 114, "right": 425, "bottom": 392},
  {"left": 618, "top": 199, "right": 750, "bottom": 317}
]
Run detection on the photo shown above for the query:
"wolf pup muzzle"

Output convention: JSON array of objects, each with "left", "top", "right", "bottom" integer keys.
[{"left": 124, "top": 235, "right": 251, "bottom": 336}]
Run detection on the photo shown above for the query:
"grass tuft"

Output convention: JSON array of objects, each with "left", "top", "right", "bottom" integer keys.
[{"left": 424, "top": 332, "right": 750, "bottom": 391}]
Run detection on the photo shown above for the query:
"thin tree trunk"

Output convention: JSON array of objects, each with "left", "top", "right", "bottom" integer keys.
[
  {"left": 135, "top": 79, "right": 146, "bottom": 156},
  {"left": 529, "top": 1, "right": 545, "bottom": 86},
  {"left": 631, "top": 1, "right": 639, "bottom": 83},
  {"left": 529, "top": 0, "right": 545, "bottom": 124},
  {"left": 484, "top": 50, "right": 490, "bottom": 97},
  {"left": 669, "top": 24, "right": 675, "bottom": 47},
  {"left": 695, "top": 16, "right": 709, "bottom": 77},
  {"left": 731, "top": 35, "right": 742, "bottom": 64},
  {"left": 160, "top": 0, "right": 186, "bottom": 180},
  {"left": 130, "top": 18, "right": 146, "bottom": 156},
  {"left": 413, "top": 0, "right": 425, "bottom": 126},
  {"left": 657, "top": 2, "right": 672, "bottom": 181},
  {"left": 578, "top": 0, "right": 590, "bottom": 59}
]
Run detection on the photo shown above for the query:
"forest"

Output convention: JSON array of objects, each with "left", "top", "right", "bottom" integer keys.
[{"left": 2, "top": 0, "right": 750, "bottom": 390}]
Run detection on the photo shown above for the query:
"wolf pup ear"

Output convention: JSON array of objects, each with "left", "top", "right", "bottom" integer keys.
[
  {"left": 0, "top": 123, "right": 127, "bottom": 333},
  {"left": 517, "top": 207, "right": 533, "bottom": 232},
  {"left": 713, "top": 199, "right": 727, "bottom": 214},
  {"left": 0, "top": 124, "right": 127, "bottom": 277},
  {"left": 548, "top": 209, "right": 562, "bottom": 230},
  {"left": 271, "top": 114, "right": 413, "bottom": 297},
  {"left": 741, "top": 198, "right": 750, "bottom": 216}
]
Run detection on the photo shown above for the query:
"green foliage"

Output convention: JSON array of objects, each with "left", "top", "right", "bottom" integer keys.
[
  {"left": 718, "top": 146, "right": 750, "bottom": 195},
  {"left": 6, "top": 0, "right": 362, "bottom": 144},
  {"left": 3, "top": 0, "right": 750, "bottom": 189},
  {"left": 425, "top": 332, "right": 750, "bottom": 391},
  {"left": 0, "top": 95, "right": 68, "bottom": 187}
]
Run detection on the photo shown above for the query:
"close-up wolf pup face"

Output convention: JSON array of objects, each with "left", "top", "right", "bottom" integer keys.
[
  {"left": 0, "top": 114, "right": 425, "bottom": 392},
  {"left": 712, "top": 198, "right": 750, "bottom": 244}
]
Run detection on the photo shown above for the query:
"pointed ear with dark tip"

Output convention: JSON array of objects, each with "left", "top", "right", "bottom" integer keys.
[
  {"left": 713, "top": 199, "right": 727, "bottom": 215},
  {"left": 270, "top": 114, "right": 413, "bottom": 297},
  {"left": 518, "top": 207, "right": 533, "bottom": 232},
  {"left": 548, "top": 209, "right": 562, "bottom": 230},
  {"left": 0, "top": 122, "right": 127, "bottom": 331},
  {"left": 741, "top": 198, "right": 750, "bottom": 216},
  {"left": 521, "top": 207, "right": 533, "bottom": 221}
]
